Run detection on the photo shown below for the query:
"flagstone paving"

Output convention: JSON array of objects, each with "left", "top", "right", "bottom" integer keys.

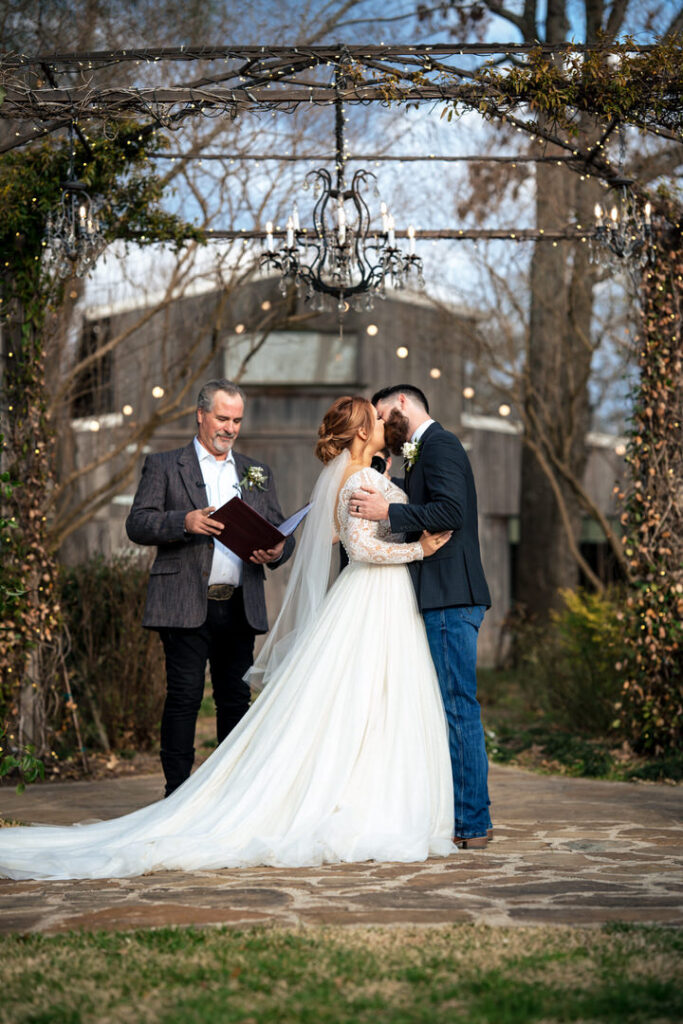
[{"left": 0, "top": 765, "right": 681, "bottom": 934}]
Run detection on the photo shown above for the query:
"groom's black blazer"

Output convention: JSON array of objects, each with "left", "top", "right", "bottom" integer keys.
[{"left": 388, "top": 421, "right": 491, "bottom": 611}]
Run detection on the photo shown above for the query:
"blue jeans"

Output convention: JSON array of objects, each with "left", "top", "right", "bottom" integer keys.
[{"left": 423, "top": 605, "right": 491, "bottom": 838}]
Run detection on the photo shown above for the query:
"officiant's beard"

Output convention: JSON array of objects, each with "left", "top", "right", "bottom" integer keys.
[{"left": 383, "top": 409, "right": 410, "bottom": 455}]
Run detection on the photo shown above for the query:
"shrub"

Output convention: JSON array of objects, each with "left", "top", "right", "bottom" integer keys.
[
  {"left": 515, "top": 588, "right": 628, "bottom": 736},
  {"left": 59, "top": 554, "right": 165, "bottom": 751}
]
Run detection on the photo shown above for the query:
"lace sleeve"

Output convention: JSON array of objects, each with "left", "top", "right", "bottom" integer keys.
[
  {"left": 376, "top": 477, "right": 408, "bottom": 539},
  {"left": 339, "top": 469, "right": 423, "bottom": 566}
]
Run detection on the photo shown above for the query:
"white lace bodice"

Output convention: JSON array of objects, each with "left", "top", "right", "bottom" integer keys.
[{"left": 337, "top": 468, "right": 423, "bottom": 565}]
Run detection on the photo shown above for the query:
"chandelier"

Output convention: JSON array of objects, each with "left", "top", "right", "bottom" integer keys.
[
  {"left": 260, "top": 83, "right": 424, "bottom": 313},
  {"left": 591, "top": 178, "right": 654, "bottom": 271},
  {"left": 44, "top": 124, "right": 107, "bottom": 278}
]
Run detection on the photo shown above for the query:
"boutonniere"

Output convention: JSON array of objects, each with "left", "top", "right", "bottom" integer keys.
[
  {"left": 401, "top": 440, "right": 421, "bottom": 468},
  {"left": 239, "top": 465, "right": 268, "bottom": 491}
]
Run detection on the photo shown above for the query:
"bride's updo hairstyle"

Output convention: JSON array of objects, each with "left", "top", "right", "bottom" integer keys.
[{"left": 315, "top": 395, "right": 374, "bottom": 465}]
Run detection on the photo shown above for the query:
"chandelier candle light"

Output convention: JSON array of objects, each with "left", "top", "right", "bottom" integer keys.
[{"left": 260, "top": 74, "right": 424, "bottom": 314}]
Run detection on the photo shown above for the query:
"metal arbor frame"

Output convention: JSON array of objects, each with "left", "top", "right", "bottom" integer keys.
[{"left": 1, "top": 42, "right": 679, "bottom": 244}]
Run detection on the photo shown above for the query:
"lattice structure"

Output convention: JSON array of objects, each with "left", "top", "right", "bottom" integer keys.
[
  {"left": 3, "top": 41, "right": 678, "bottom": 247},
  {"left": 1, "top": 42, "right": 676, "bottom": 165}
]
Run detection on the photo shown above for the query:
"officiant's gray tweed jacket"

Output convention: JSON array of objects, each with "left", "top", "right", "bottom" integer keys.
[{"left": 126, "top": 441, "right": 295, "bottom": 633}]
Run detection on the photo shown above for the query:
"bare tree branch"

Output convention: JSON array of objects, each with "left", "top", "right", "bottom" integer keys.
[{"left": 630, "top": 144, "right": 683, "bottom": 185}]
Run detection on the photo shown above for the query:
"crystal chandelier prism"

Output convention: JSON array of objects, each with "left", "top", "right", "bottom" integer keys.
[{"left": 44, "top": 124, "right": 107, "bottom": 278}]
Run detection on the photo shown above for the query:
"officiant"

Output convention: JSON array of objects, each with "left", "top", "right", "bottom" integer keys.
[{"left": 126, "top": 378, "right": 295, "bottom": 796}]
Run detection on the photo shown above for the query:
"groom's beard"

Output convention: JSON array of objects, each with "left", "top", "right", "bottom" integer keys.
[{"left": 383, "top": 410, "right": 411, "bottom": 456}]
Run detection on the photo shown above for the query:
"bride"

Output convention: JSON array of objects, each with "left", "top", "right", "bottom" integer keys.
[{"left": 0, "top": 396, "right": 456, "bottom": 880}]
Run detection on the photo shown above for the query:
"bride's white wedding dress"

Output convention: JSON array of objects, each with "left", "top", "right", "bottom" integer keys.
[{"left": 0, "top": 465, "right": 455, "bottom": 880}]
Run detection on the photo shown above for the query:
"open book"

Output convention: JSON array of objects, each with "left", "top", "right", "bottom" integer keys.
[{"left": 209, "top": 497, "right": 312, "bottom": 561}]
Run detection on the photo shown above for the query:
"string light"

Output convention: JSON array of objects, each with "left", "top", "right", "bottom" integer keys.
[
  {"left": 366, "top": 324, "right": 379, "bottom": 336},
  {"left": 152, "top": 386, "right": 164, "bottom": 398},
  {"left": 396, "top": 346, "right": 409, "bottom": 359}
]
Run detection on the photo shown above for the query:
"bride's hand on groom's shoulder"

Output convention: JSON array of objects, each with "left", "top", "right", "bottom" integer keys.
[
  {"left": 420, "top": 530, "right": 452, "bottom": 557},
  {"left": 349, "top": 486, "right": 389, "bottom": 522}
]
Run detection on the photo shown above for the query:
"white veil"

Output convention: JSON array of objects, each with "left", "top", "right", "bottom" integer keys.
[{"left": 246, "top": 449, "right": 350, "bottom": 691}]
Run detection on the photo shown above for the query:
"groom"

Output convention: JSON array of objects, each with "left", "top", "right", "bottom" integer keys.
[
  {"left": 126, "top": 379, "right": 295, "bottom": 796},
  {"left": 350, "top": 385, "right": 492, "bottom": 848}
]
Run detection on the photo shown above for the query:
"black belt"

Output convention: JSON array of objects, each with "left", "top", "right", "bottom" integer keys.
[{"left": 207, "top": 584, "right": 238, "bottom": 601}]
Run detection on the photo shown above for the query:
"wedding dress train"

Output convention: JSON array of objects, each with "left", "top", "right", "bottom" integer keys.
[{"left": 0, "top": 466, "right": 455, "bottom": 880}]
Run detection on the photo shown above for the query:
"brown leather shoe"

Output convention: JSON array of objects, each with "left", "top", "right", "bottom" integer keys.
[
  {"left": 453, "top": 835, "right": 488, "bottom": 849},
  {"left": 487, "top": 828, "right": 493, "bottom": 842}
]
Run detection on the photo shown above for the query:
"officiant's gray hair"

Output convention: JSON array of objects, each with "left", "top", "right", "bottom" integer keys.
[{"left": 197, "top": 379, "right": 246, "bottom": 412}]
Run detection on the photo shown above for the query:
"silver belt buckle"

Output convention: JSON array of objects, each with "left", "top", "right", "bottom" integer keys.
[{"left": 207, "top": 583, "right": 235, "bottom": 601}]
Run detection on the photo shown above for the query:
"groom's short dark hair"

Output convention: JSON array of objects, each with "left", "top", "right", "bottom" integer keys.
[{"left": 371, "top": 385, "right": 430, "bottom": 414}]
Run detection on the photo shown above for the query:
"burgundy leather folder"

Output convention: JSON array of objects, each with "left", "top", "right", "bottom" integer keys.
[{"left": 209, "top": 497, "right": 312, "bottom": 561}]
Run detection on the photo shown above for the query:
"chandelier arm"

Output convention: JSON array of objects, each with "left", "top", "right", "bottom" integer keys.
[
  {"left": 307, "top": 168, "right": 333, "bottom": 285},
  {"left": 348, "top": 170, "right": 377, "bottom": 283}
]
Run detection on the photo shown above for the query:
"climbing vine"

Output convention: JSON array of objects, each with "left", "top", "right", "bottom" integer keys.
[
  {"left": 615, "top": 212, "right": 683, "bottom": 752},
  {"left": 0, "top": 125, "right": 202, "bottom": 777},
  {"left": 474, "top": 36, "right": 683, "bottom": 137}
]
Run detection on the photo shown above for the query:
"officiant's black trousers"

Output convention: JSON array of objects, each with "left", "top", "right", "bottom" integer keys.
[{"left": 158, "top": 589, "right": 254, "bottom": 797}]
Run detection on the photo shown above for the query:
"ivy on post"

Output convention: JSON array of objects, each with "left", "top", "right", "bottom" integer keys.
[
  {"left": 0, "top": 125, "right": 202, "bottom": 785},
  {"left": 0, "top": 431, "right": 48, "bottom": 791},
  {"left": 0, "top": 164, "right": 61, "bottom": 771},
  {"left": 616, "top": 211, "right": 683, "bottom": 753}
]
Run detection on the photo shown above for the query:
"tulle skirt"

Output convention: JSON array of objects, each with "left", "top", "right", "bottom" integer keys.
[{"left": 0, "top": 562, "right": 455, "bottom": 880}]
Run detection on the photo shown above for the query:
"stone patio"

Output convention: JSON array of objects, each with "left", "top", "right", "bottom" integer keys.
[{"left": 0, "top": 765, "right": 681, "bottom": 934}]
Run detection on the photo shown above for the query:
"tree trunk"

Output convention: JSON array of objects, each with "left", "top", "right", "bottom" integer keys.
[
  {"left": 517, "top": 149, "right": 577, "bottom": 615},
  {"left": 516, "top": 0, "right": 605, "bottom": 619}
]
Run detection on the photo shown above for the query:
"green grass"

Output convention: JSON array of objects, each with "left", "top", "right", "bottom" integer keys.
[
  {"left": 0, "top": 923, "right": 680, "bottom": 1024},
  {"left": 478, "top": 668, "right": 683, "bottom": 782}
]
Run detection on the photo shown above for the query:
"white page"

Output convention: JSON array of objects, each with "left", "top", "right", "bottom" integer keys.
[{"left": 279, "top": 502, "right": 313, "bottom": 536}]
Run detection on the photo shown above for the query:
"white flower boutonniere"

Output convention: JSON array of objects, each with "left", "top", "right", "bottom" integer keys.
[
  {"left": 239, "top": 465, "right": 268, "bottom": 491},
  {"left": 401, "top": 440, "right": 421, "bottom": 468}
]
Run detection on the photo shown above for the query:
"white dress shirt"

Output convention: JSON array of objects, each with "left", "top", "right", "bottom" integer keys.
[
  {"left": 193, "top": 436, "right": 243, "bottom": 586},
  {"left": 411, "top": 418, "right": 435, "bottom": 444}
]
